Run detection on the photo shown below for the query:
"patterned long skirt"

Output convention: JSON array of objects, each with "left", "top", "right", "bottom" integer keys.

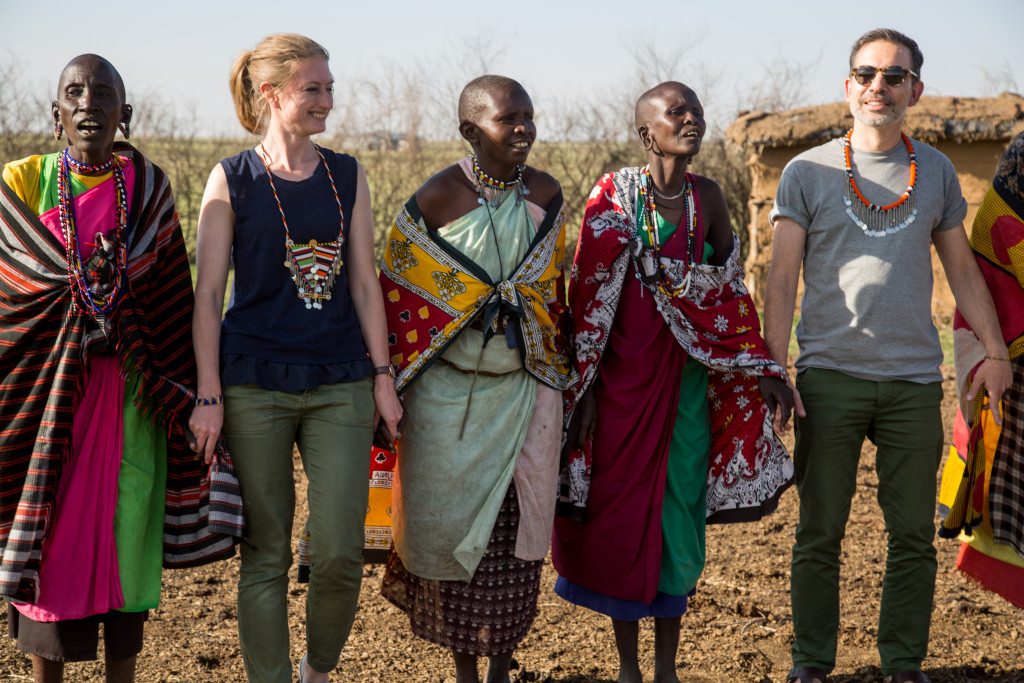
[{"left": 381, "top": 485, "right": 543, "bottom": 656}]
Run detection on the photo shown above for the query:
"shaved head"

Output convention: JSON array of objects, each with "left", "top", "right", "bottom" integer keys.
[
  {"left": 58, "top": 54, "right": 126, "bottom": 100},
  {"left": 634, "top": 81, "right": 695, "bottom": 130},
  {"left": 458, "top": 74, "right": 526, "bottom": 123}
]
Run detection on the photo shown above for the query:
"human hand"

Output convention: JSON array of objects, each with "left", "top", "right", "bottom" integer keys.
[
  {"left": 187, "top": 404, "right": 223, "bottom": 464},
  {"left": 758, "top": 376, "right": 805, "bottom": 433},
  {"left": 967, "top": 356, "right": 1013, "bottom": 425},
  {"left": 373, "top": 376, "right": 404, "bottom": 445}
]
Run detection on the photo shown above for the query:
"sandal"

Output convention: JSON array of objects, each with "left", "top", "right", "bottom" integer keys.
[
  {"left": 788, "top": 666, "right": 828, "bottom": 683},
  {"left": 298, "top": 654, "right": 308, "bottom": 683}
]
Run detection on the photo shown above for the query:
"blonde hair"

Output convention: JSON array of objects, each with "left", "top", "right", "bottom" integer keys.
[{"left": 229, "top": 33, "right": 330, "bottom": 134}]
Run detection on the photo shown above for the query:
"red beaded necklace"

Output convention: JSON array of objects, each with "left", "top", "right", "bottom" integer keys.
[
  {"left": 257, "top": 144, "right": 346, "bottom": 311},
  {"left": 842, "top": 129, "right": 918, "bottom": 236},
  {"left": 57, "top": 148, "right": 128, "bottom": 316}
]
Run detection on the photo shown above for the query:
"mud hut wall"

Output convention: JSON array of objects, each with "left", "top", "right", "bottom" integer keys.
[
  {"left": 929, "top": 140, "right": 1006, "bottom": 318},
  {"left": 744, "top": 145, "right": 814, "bottom": 311},
  {"left": 744, "top": 140, "right": 1005, "bottom": 323}
]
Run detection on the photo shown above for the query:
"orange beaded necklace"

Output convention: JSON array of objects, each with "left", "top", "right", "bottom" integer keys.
[{"left": 842, "top": 129, "right": 918, "bottom": 236}]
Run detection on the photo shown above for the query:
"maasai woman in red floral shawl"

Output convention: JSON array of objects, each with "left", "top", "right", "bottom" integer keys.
[{"left": 551, "top": 82, "right": 794, "bottom": 682}]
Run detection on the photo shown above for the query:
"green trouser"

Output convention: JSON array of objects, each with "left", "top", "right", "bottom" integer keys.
[
  {"left": 791, "top": 368, "right": 944, "bottom": 676},
  {"left": 223, "top": 380, "right": 374, "bottom": 683}
]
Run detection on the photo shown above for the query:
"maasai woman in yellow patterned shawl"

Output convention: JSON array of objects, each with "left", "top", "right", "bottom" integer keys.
[{"left": 378, "top": 76, "right": 573, "bottom": 681}]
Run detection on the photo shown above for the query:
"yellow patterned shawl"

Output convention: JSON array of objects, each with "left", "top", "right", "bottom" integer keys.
[{"left": 379, "top": 195, "right": 573, "bottom": 393}]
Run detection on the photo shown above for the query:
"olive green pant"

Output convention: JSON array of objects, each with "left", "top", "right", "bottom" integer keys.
[
  {"left": 791, "top": 368, "right": 944, "bottom": 675},
  {"left": 223, "top": 381, "right": 373, "bottom": 683}
]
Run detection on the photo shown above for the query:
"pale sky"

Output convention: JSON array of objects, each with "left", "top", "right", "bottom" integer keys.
[{"left": 2, "top": 0, "right": 1021, "bottom": 137}]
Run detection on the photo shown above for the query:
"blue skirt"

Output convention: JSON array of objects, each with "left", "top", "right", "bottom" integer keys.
[{"left": 554, "top": 575, "right": 692, "bottom": 620}]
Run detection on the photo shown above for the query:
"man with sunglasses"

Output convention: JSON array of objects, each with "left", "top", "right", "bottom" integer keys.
[{"left": 764, "top": 28, "right": 1012, "bottom": 683}]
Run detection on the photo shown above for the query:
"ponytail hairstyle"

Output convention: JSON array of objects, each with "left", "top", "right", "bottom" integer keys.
[{"left": 229, "top": 33, "right": 330, "bottom": 134}]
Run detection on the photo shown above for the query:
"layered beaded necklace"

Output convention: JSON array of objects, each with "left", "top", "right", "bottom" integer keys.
[
  {"left": 842, "top": 129, "right": 918, "bottom": 236},
  {"left": 471, "top": 155, "right": 528, "bottom": 207},
  {"left": 57, "top": 148, "right": 128, "bottom": 316},
  {"left": 258, "top": 143, "right": 345, "bottom": 310},
  {"left": 636, "top": 165, "right": 695, "bottom": 297}
]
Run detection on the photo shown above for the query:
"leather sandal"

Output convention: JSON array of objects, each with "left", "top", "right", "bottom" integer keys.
[
  {"left": 885, "top": 671, "right": 930, "bottom": 683},
  {"left": 788, "top": 665, "right": 828, "bottom": 683}
]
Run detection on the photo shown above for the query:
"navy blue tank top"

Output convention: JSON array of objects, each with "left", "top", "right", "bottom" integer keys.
[{"left": 219, "top": 147, "right": 371, "bottom": 390}]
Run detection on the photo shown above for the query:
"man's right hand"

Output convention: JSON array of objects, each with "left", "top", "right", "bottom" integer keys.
[{"left": 786, "top": 383, "right": 807, "bottom": 431}]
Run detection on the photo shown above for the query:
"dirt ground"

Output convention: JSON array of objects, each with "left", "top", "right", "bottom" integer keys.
[{"left": 1, "top": 375, "right": 1022, "bottom": 683}]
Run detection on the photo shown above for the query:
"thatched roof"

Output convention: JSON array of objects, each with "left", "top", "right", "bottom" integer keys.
[{"left": 727, "top": 93, "right": 1024, "bottom": 150}]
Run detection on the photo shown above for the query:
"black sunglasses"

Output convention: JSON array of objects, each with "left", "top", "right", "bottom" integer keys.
[{"left": 850, "top": 65, "right": 918, "bottom": 87}]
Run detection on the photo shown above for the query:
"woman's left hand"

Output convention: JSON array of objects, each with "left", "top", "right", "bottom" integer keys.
[
  {"left": 759, "top": 375, "right": 796, "bottom": 434},
  {"left": 373, "top": 375, "right": 404, "bottom": 442}
]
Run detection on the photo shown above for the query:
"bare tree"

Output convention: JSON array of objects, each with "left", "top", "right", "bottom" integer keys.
[
  {"left": 979, "top": 60, "right": 1020, "bottom": 97},
  {"left": 128, "top": 87, "right": 242, "bottom": 258},
  {"left": 0, "top": 57, "right": 56, "bottom": 165},
  {"left": 740, "top": 51, "right": 821, "bottom": 114}
]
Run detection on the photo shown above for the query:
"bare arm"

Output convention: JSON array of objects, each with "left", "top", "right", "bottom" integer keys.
[
  {"left": 348, "top": 162, "right": 403, "bottom": 438},
  {"left": 763, "top": 218, "right": 805, "bottom": 369},
  {"left": 933, "top": 224, "right": 1012, "bottom": 424},
  {"left": 188, "top": 164, "right": 234, "bottom": 462},
  {"left": 697, "top": 178, "right": 734, "bottom": 266},
  {"left": 762, "top": 217, "right": 808, "bottom": 428}
]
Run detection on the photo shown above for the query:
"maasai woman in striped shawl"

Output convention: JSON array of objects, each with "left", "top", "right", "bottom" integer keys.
[
  {"left": 379, "top": 75, "right": 573, "bottom": 683},
  {"left": 938, "top": 132, "right": 1024, "bottom": 609},
  {"left": 0, "top": 55, "right": 241, "bottom": 683}
]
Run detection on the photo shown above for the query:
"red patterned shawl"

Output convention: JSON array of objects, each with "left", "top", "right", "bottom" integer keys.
[
  {"left": 558, "top": 168, "right": 792, "bottom": 523},
  {"left": 0, "top": 144, "right": 242, "bottom": 602}
]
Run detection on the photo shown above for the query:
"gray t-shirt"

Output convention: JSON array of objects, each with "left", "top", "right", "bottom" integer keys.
[{"left": 770, "top": 137, "right": 967, "bottom": 383}]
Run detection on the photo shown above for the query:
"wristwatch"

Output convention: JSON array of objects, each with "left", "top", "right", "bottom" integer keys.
[{"left": 373, "top": 364, "right": 396, "bottom": 378}]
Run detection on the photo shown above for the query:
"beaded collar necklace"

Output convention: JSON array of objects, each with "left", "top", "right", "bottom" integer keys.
[
  {"left": 636, "top": 165, "right": 695, "bottom": 297},
  {"left": 842, "top": 129, "right": 918, "bottom": 236},
  {"left": 57, "top": 148, "right": 128, "bottom": 316},
  {"left": 471, "top": 155, "right": 528, "bottom": 207},
  {"left": 257, "top": 143, "right": 345, "bottom": 310}
]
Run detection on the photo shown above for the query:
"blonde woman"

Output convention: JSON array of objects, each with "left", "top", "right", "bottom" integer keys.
[{"left": 188, "top": 34, "right": 401, "bottom": 683}]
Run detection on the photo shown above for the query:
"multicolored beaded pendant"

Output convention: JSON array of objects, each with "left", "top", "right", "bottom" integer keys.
[
  {"left": 636, "top": 165, "right": 696, "bottom": 298},
  {"left": 842, "top": 129, "right": 918, "bottom": 236},
  {"left": 258, "top": 144, "right": 345, "bottom": 310},
  {"left": 57, "top": 148, "right": 128, "bottom": 316}
]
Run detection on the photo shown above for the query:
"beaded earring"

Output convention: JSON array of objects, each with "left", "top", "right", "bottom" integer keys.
[
  {"left": 53, "top": 121, "right": 63, "bottom": 141},
  {"left": 119, "top": 121, "right": 131, "bottom": 139}
]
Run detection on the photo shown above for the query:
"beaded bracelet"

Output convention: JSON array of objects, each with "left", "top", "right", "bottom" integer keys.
[
  {"left": 985, "top": 355, "right": 1011, "bottom": 362},
  {"left": 195, "top": 395, "right": 224, "bottom": 406}
]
